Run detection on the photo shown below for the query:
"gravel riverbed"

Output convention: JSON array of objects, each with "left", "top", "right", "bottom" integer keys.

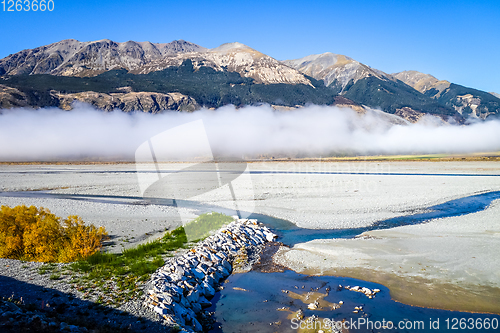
[
  {"left": 1, "top": 161, "right": 500, "bottom": 330},
  {"left": 0, "top": 256, "right": 172, "bottom": 332}
]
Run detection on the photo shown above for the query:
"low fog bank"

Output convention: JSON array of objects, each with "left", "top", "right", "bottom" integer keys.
[{"left": 0, "top": 104, "right": 499, "bottom": 161}]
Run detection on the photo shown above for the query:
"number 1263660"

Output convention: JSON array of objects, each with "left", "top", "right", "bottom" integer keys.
[{"left": 2, "top": 0, "right": 54, "bottom": 11}]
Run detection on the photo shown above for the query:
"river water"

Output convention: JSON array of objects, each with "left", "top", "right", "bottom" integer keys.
[{"left": 205, "top": 192, "right": 500, "bottom": 332}]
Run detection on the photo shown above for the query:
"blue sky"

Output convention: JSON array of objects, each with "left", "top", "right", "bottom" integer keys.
[{"left": 1, "top": 0, "right": 499, "bottom": 93}]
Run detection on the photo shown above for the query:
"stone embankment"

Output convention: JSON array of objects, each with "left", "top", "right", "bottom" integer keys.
[{"left": 144, "top": 219, "right": 277, "bottom": 332}]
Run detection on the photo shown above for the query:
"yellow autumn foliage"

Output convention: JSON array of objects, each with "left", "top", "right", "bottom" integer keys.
[{"left": 0, "top": 205, "right": 108, "bottom": 263}]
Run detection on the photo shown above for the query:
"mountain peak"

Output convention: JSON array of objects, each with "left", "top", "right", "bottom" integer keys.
[
  {"left": 393, "top": 70, "right": 450, "bottom": 95},
  {"left": 200, "top": 42, "right": 311, "bottom": 85},
  {"left": 393, "top": 70, "right": 439, "bottom": 84},
  {"left": 210, "top": 42, "right": 255, "bottom": 54},
  {"left": 393, "top": 70, "right": 500, "bottom": 119},
  {"left": 284, "top": 52, "right": 388, "bottom": 92},
  {"left": 159, "top": 40, "right": 207, "bottom": 54},
  {"left": 59, "top": 38, "right": 80, "bottom": 43},
  {"left": 94, "top": 39, "right": 114, "bottom": 44},
  {"left": 284, "top": 52, "right": 355, "bottom": 71}
]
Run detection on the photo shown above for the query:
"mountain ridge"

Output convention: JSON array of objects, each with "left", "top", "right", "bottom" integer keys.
[
  {"left": 394, "top": 70, "right": 500, "bottom": 119},
  {"left": 283, "top": 53, "right": 457, "bottom": 118},
  {"left": 133, "top": 41, "right": 312, "bottom": 85},
  {"left": 283, "top": 52, "right": 389, "bottom": 93},
  {"left": 1, "top": 38, "right": 498, "bottom": 121},
  {"left": 0, "top": 39, "right": 206, "bottom": 77}
]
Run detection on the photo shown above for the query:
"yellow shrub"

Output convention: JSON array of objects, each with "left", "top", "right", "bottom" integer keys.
[
  {"left": 58, "top": 215, "right": 108, "bottom": 262},
  {"left": 23, "top": 207, "right": 64, "bottom": 262},
  {"left": 0, "top": 205, "right": 38, "bottom": 258},
  {"left": 0, "top": 205, "right": 108, "bottom": 263}
]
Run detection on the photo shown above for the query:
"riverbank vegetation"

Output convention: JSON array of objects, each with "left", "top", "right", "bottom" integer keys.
[
  {"left": 1, "top": 208, "right": 232, "bottom": 307},
  {"left": 0, "top": 205, "right": 107, "bottom": 262}
]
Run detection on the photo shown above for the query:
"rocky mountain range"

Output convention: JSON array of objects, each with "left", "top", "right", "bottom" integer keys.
[
  {"left": 393, "top": 71, "right": 500, "bottom": 119},
  {"left": 284, "top": 53, "right": 454, "bottom": 119},
  {"left": 134, "top": 42, "right": 313, "bottom": 86},
  {"left": 283, "top": 53, "right": 386, "bottom": 93},
  {"left": 0, "top": 39, "right": 206, "bottom": 77},
  {"left": 1, "top": 38, "right": 499, "bottom": 122}
]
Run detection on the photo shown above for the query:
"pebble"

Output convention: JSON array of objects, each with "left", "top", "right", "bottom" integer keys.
[{"left": 345, "top": 285, "right": 381, "bottom": 298}]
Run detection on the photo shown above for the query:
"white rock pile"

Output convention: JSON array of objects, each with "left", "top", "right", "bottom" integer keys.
[
  {"left": 144, "top": 219, "right": 277, "bottom": 332},
  {"left": 343, "top": 285, "right": 381, "bottom": 298}
]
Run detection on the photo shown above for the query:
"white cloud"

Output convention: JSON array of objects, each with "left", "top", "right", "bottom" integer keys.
[{"left": 0, "top": 104, "right": 499, "bottom": 161}]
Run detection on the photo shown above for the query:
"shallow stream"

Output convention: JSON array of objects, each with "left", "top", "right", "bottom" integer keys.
[{"left": 208, "top": 191, "right": 500, "bottom": 332}]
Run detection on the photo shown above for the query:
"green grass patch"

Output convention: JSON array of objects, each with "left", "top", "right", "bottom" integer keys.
[
  {"left": 66, "top": 213, "right": 232, "bottom": 307},
  {"left": 70, "top": 226, "right": 189, "bottom": 279},
  {"left": 38, "top": 263, "right": 58, "bottom": 275},
  {"left": 68, "top": 226, "right": 191, "bottom": 307},
  {"left": 184, "top": 212, "right": 234, "bottom": 241}
]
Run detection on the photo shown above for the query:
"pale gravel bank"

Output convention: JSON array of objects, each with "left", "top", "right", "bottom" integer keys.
[
  {"left": 0, "top": 257, "right": 176, "bottom": 332},
  {"left": 197, "top": 161, "right": 500, "bottom": 229},
  {"left": 275, "top": 199, "right": 500, "bottom": 288},
  {"left": 2, "top": 161, "right": 499, "bottom": 234},
  {"left": 0, "top": 164, "right": 200, "bottom": 252}
]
